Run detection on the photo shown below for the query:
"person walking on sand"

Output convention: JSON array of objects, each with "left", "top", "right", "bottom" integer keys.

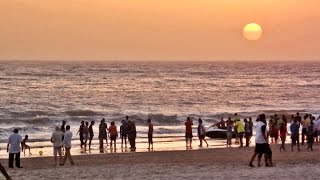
[
  {"left": 21, "top": 135, "right": 32, "bottom": 155},
  {"left": 185, "top": 117, "right": 193, "bottom": 147},
  {"left": 82, "top": 121, "right": 89, "bottom": 150},
  {"left": 7, "top": 129, "right": 23, "bottom": 168},
  {"left": 76, "top": 121, "right": 85, "bottom": 148},
  {"left": 51, "top": 126, "right": 63, "bottom": 166},
  {"left": 147, "top": 119, "right": 154, "bottom": 149},
  {"left": 301, "top": 115, "right": 310, "bottom": 146},
  {"left": 290, "top": 117, "right": 300, "bottom": 152},
  {"left": 127, "top": 117, "right": 137, "bottom": 150},
  {"left": 120, "top": 120, "right": 128, "bottom": 148},
  {"left": 226, "top": 117, "right": 233, "bottom": 147},
  {"left": 88, "top": 121, "right": 95, "bottom": 150},
  {"left": 98, "top": 118, "right": 108, "bottom": 150},
  {"left": 248, "top": 114, "right": 269, "bottom": 167},
  {"left": 197, "top": 118, "right": 209, "bottom": 147},
  {"left": 61, "top": 125, "right": 75, "bottom": 166},
  {"left": 279, "top": 123, "right": 289, "bottom": 152},
  {"left": 108, "top": 121, "right": 118, "bottom": 149}
]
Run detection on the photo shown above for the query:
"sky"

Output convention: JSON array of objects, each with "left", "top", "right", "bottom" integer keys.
[{"left": 0, "top": 0, "right": 319, "bottom": 61}]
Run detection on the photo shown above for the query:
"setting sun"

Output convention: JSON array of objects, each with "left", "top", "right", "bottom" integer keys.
[{"left": 243, "top": 23, "right": 263, "bottom": 41}]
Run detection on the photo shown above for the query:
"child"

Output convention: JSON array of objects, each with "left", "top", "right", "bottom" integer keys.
[
  {"left": 109, "top": 121, "right": 118, "bottom": 149},
  {"left": 22, "top": 135, "right": 32, "bottom": 155}
]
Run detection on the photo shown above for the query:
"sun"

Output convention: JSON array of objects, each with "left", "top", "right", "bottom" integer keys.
[{"left": 243, "top": 23, "right": 263, "bottom": 41}]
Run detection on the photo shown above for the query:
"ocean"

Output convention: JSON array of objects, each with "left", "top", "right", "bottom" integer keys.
[{"left": 0, "top": 61, "right": 319, "bottom": 155}]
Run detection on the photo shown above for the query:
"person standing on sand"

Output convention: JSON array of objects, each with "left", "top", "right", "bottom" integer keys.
[
  {"left": 61, "top": 120, "right": 66, "bottom": 133},
  {"left": 248, "top": 114, "right": 269, "bottom": 167},
  {"left": 234, "top": 113, "right": 240, "bottom": 144},
  {"left": 61, "top": 125, "right": 74, "bottom": 166},
  {"left": 147, "top": 119, "right": 154, "bottom": 149},
  {"left": 306, "top": 121, "right": 314, "bottom": 151},
  {"left": 301, "top": 115, "right": 310, "bottom": 146},
  {"left": 83, "top": 121, "right": 89, "bottom": 150},
  {"left": 76, "top": 121, "right": 85, "bottom": 148},
  {"left": 248, "top": 117, "right": 253, "bottom": 141},
  {"left": 185, "top": 117, "right": 193, "bottom": 147},
  {"left": 98, "top": 118, "right": 108, "bottom": 150},
  {"left": 244, "top": 119, "right": 251, "bottom": 147},
  {"left": 108, "top": 121, "right": 118, "bottom": 149},
  {"left": 235, "top": 118, "right": 245, "bottom": 147},
  {"left": 197, "top": 118, "right": 209, "bottom": 147},
  {"left": 51, "top": 126, "right": 63, "bottom": 166},
  {"left": 127, "top": 117, "right": 137, "bottom": 150},
  {"left": 290, "top": 117, "right": 300, "bottom": 152},
  {"left": 7, "top": 129, "right": 23, "bottom": 168},
  {"left": 226, "top": 117, "right": 233, "bottom": 147},
  {"left": 120, "top": 120, "right": 128, "bottom": 148},
  {"left": 0, "top": 161, "right": 11, "bottom": 180},
  {"left": 88, "top": 121, "right": 95, "bottom": 150}
]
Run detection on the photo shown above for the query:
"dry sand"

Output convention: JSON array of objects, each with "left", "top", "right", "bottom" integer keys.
[{"left": 1, "top": 144, "right": 320, "bottom": 180}]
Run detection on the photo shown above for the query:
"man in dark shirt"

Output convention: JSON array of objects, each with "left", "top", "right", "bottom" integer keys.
[{"left": 290, "top": 117, "right": 300, "bottom": 152}]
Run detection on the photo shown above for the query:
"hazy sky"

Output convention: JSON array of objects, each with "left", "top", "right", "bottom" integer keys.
[{"left": 0, "top": 0, "right": 319, "bottom": 61}]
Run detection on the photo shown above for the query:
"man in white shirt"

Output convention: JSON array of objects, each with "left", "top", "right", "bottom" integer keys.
[
  {"left": 51, "top": 126, "right": 63, "bottom": 166},
  {"left": 61, "top": 125, "right": 74, "bottom": 165},
  {"left": 7, "top": 129, "right": 23, "bottom": 168}
]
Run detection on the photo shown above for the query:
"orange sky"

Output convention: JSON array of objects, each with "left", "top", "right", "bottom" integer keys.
[{"left": 0, "top": 0, "right": 319, "bottom": 61}]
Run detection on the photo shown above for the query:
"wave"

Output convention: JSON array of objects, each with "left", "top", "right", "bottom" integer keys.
[{"left": 65, "top": 110, "right": 103, "bottom": 117}]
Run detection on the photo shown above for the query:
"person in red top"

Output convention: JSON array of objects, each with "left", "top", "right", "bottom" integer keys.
[
  {"left": 185, "top": 117, "right": 193, "bottom": 147},
  {"left": 108, "top": 121, "right": 118, "bottom": 149},
  {"left": 279, "top": 123, "right": 289, "bottom": 152}
]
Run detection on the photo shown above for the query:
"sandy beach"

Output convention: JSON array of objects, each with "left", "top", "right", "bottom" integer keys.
[{"left": 1, "top": 143, "right": 320, "bottom": 180}]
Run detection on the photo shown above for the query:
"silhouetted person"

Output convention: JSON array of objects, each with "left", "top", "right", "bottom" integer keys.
[
  {"left": 98, "top": 118, "right": 108, "bottom": 150},
  {"left": 7, "top": 129, "right": 23, "bottom": 168},
  {"left": 89, "top": 121, "right": 95, "bottom": 150},
  {"left": 120, "top": 120, "right": 128, "bottom": 148},
  {"left": 147, "top": 119, "right": 154, "bottom": 149},
  {"left": 126, "top": 117, "right": 137, "bottom": 150},
  {"left": 76, "top": 121, "right": 85, "bottom": 148}
]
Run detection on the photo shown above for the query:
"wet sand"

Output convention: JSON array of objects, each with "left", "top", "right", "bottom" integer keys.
[{"left": 1, "top": 143, "right": 320, "bottom": 180}]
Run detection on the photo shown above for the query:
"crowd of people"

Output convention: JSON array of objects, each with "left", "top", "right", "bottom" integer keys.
[{"left": 1, "top": 113, "right": 320, "bottom": 179}]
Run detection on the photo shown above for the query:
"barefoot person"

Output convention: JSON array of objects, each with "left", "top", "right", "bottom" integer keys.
[
  {"left": 290, "top": 117, "right": 300, "bottom": 152},
  {"left": 248, "top": 114, "right": 269, "bottom": 167},
  {"left": 21, "top": 135, "right": 31, "bottom": 155},
  {"left": 7, "top": 129, "right": 23, "bottom": 168},
  {"left": 51, "top": 126, "right": 63, "bottom": 166},
  {"left": 147, "top": 119, "right": 154, "bottom": 149},
  {"left": 76, "top": 121, "right": 85, "bottom": 148},
  {"left": 109, "top": 121, "right": 118, "bottom": 149},
  {"left": 61, "top": 125, "right": 74, "bottom": 165},
  {"left": 83, "top": 121, "right": 89, "bottom": 150},
  {"left": 127, "top": 117, "right": 137, "bottom": 150},
  {"left": 226, "top": 117, "right": 233, "bottom": 147},
  {"left": 185, "top": 117, "right": 193, "bottom": 147},
  {"left": 88, "top": 121, "right": 95, "bottom": 150},
  {"left": 197, "top": 118, "right": 208, "bottom": 147},
  {"left": 120, "top": 120, "right": 128, "bottom": 148},
  {"left": 98, "top": 118, "right": 108, "bottom": 150}
]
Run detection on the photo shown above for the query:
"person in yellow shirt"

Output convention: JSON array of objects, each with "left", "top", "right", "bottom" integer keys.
[{"left": 235, "top": 118, "right": 245, "bottom": 147}]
